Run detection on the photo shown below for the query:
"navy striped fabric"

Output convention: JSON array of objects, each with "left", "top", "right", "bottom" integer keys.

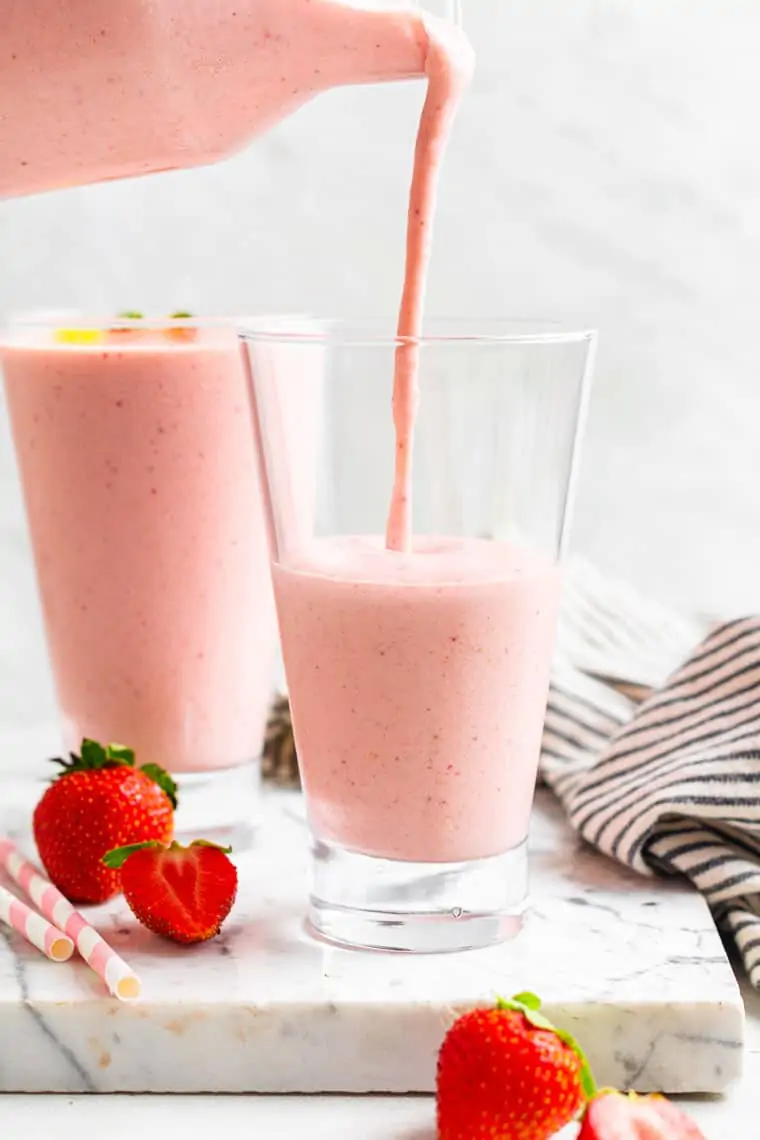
[{"left": 542, "top": 612, "right": 760, "bottom": 987}]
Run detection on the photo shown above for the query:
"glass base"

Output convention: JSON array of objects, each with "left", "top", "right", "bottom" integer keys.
[
  {"left": 308, "top": 836, "right": 528, "bottom": 953},
  {"left": 172, "top": 761, "right": 260, "bottom": 851}
]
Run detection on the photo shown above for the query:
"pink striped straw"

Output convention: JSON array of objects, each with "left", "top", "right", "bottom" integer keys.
[
  {"left": 0, "top": 841, "right": 141, "bottom": 1001},
  {"left": 0, "top": 881, "right": 74, "bottom": 962}
]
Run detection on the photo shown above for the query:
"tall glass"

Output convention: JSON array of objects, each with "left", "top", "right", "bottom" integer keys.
[
  {"left": 1, "top": 314, "right": 281, "bottom": 844},
  {"left": 243, "top": 319, "right": 596, "bottom": 951}
]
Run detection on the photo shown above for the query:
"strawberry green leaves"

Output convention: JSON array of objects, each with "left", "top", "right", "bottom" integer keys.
[
  {"left": 497, "top": 992, "right": 597, "bottom": 1100},
  {"left": 139, "top": 763, "right": 178, "bottom": 809},
  {"left": 102, "top": 841, "right": 160, "bottom": 869},
  {"left": 103, "top": 838, "right": 231, "bottom": 869},
  {"left": 51, "top": 739, "right": 177, "bottom": 808},
  {"left": 54, "top": 738, "right": 134, "bottom": 774}
]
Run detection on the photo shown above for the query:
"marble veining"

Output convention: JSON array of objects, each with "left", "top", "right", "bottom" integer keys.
[{"left": 0, "top": 785, "right": 744, "bottom": 1094}]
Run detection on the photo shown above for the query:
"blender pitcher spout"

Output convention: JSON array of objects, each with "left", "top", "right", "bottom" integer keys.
[
  {"left": 0, "top": 0, "right": 455, "bottom": 199},
  {"left": 306, "top": 1, "right": 430, "bottom": 88}
]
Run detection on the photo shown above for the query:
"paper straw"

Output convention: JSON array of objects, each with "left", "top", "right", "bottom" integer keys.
[
  {"left": 0, "top": 881, "right": 74, "bottom": 962},
  {"left": 0, "top": 841, "right": 141, "bottom": 1001}
]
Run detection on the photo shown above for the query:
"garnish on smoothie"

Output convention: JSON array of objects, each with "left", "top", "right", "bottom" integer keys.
[
  {"left": 105, "top": 310, "right": 198, "bottom": 341},
  {"left": 164, "top": 311, "right": 198, "bottom": 342},
  {"left": 54, "top": 327, "right": 103, "bottom": 345},
  {"left": 107, "top": 310, "right": 146, "bottom": 340}
]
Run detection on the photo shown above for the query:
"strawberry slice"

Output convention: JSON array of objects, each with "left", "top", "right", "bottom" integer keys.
[
  {"left": 104, "top": 839, "right": 237, "bottom": 944},
  {"left": 579, "top": 1089, "right": 706, "bottom": 1138}
]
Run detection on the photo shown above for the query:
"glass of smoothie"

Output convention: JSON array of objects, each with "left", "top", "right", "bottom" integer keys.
[
  {"left": 242, "top": 319, "right": 596, "bottom": 951},
  {"left": 0, "top": 313, "right": 289, "bottom": 845}
]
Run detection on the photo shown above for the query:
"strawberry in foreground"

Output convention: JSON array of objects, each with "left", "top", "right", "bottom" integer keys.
[
  {"left": 33, "top": 738, "right": 176, "bottom": 904},
  {"left": 103, "top": 839, "right": 238, "bottom": 944},
  {"left": 436, "top": 992, "right": 594, "bottom": 1139},
  {"left": 578, "top": 1089, "right": 706, "bottom": 1139}
]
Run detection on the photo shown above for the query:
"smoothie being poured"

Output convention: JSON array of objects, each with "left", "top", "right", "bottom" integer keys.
[{"left": 385, "top": 17, "right": 474, "bottom": 550}]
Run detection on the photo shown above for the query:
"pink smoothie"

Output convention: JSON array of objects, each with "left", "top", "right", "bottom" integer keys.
[
  {"left": 1, "top": 325, "right": 276, "bottom": 773},
  {"left": 274, "top": 537, "right": 561, "bottom": 862},
  {"left": 1, "top": 0, "right": 432, "bottom": 199}
]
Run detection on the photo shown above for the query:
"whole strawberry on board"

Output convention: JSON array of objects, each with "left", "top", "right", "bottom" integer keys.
[
  {"left": 33, "top": 738, "right": 176, "bottom": 904},
  {"left": 103, "top": 839, "right": 238, "bottom": 944},
  {"left": 436, "top": 991, "right": 594, "bottom": 1139},
  {"left": 579, "top": 1089, "right": 706, "bottom": 1139}
]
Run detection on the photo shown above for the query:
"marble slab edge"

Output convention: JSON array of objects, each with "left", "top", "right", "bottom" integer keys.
[
  {"left": 0, "top": 786, "right": 746, "bottom": 1095},
  {"left": 0, "top": 993, "right": 744, "bottom": 1094}
]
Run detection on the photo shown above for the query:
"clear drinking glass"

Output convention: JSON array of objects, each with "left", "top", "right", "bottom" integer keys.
[
  {"left": 242, "top": 319, "right": 596, "bottom": 952},
  {"left": 0, "top": 313, "right": 280, "bottom": 844}
]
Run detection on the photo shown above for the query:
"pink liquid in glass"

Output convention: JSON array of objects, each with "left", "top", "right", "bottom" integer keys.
[
  {"left": 274, "top": 537, "right": 561, "bottom": 862},
  {"left": 2, "top": 325, "right": 276, "bottom": 774}
]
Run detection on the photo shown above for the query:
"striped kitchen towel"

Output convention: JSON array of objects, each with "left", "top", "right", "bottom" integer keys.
[{"left": 543, "top": 562, "right": 760, "bottom": 987}]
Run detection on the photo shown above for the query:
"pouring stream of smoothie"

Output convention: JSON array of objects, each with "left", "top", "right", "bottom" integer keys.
[{"left": 385, "top": 18, "right": 474, "bottom": 552}]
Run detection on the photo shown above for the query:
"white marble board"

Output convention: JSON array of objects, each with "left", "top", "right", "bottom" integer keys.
[{"left": 0, "top": 786, "right": 745, "bottom": 1094}]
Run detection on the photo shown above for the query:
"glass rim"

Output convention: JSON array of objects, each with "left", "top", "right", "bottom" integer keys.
[
  {"left": 1, "top": 313, "right": 598, "bottom": 349},
  {"left": 0, "top": 310, "right": 291, "bottom": 333},
  {"left": 239, "top": 317, "right": 597, "bottom": 348}
]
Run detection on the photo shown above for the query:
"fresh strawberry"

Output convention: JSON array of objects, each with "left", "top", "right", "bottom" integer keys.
[
  {"left": 579, "top": 1089, "right": 706, "bottom": 1139},
  {"left": 436, "top": 992, "right": 594, "bottom": 1139},
  {"left": 103, "top": 839, "right": 238, "bottom": 944},
  {"left": 33, "top": 738, "right": 176, "bottom": 904}
]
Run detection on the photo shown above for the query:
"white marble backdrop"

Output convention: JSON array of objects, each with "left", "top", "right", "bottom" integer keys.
[{"left": 1, "top": 0, "right": 760, "bottom": 737}]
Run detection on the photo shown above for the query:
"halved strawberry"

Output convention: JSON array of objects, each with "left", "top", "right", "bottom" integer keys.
[
  {"left": 103, "top": 839, "right": 237, "bottom": 944},
  {"left": 579, "top": 1089, "right": 706, "bottom": 1138}
]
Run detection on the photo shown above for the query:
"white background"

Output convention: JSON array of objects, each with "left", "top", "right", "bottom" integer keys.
[
  {"left": 2, "top": 0, "right": 760, "bottom": 731},
  {"left": 1, "top": 6, "right": 760, "bottom": 1131}
]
